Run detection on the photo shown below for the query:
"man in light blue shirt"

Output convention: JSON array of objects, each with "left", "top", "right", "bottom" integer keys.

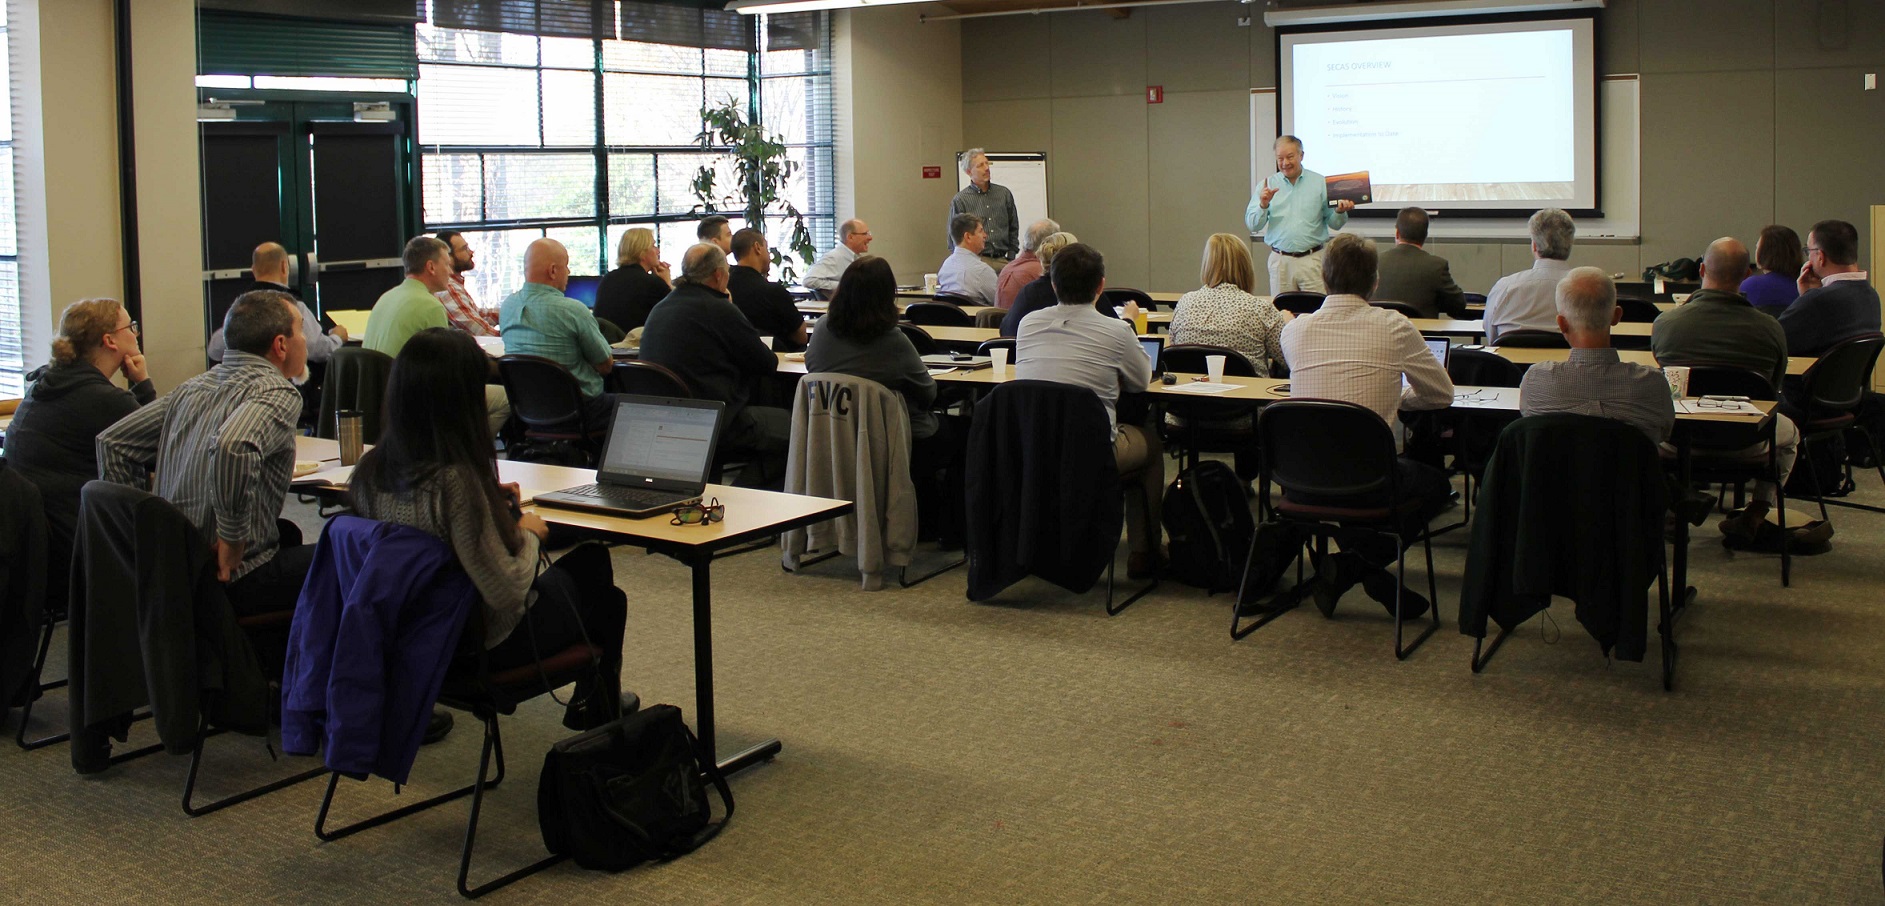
[
  {"left": 500, "top": 238, "right": 616, "bottom": 428},
  {"left": 1246, "top": 135, "right": 1353, "bottom": 295},
  {"left": 937, "top": 213, "right": 999, "bottom": 307}
]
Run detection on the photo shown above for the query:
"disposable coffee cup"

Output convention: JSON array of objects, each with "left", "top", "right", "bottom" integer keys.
[
  {"left": 991, "top": 347, "right": 1009, "bottom": 371},
  {"left": 759, "top": 336, "right": 774, "bottom": 350},
  {"left": 1663, "top": 365, "right": 1690, "bottom": 399},
  {"left": 1205, "top": 354, "right": 1227, "bottom": 383},
  {"left": 923, "top": 273, "right": 939, "bottom": 293}
]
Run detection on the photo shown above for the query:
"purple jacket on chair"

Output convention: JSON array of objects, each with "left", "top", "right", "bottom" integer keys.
[{"left": 281, "top": 516, "right": 477, "bottom": 784}]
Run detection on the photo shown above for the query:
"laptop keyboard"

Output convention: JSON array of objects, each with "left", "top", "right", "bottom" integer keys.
[{"left": 557, "top": 484, "right": 690, "bottom": 509}]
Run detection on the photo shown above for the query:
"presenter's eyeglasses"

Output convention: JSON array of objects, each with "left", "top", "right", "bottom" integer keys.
[{"left": 671, "top": 498, "right": 725, "bottom": 526}]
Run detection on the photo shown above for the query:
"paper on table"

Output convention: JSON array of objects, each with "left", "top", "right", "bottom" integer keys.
[
  {"left": 290, "top": 464, "right": 354, "bottom": 488},
  {"left": 927, "top": 367, "right": 956, "bottom": 376},
  {"left": 1162, "top": 381, "right": 1240, "bottom": 394}
]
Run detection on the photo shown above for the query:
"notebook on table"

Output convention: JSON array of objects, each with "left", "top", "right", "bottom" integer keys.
[{"left": 533, "top": 395, "right": 725, "bottom": 518}]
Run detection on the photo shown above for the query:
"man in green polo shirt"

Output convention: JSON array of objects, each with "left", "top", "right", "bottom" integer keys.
[
  {"left": 366, "top": 235, "right": 511, "bottom": 434},
  {"left": 365, "top": 236, "right": 454, "bottom": 355}
]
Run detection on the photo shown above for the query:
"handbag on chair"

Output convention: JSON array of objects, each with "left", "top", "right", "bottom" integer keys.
[{"left": 537, "top": 704, "right": 735, "bottom": 871}]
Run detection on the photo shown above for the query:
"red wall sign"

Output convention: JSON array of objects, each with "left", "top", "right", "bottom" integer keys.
[
  {"left": 922, "top": 166, "right": 942, "bottom": 179},
  {"left": 1147, "top": 86, "right": 1164, "bottom": 104}
]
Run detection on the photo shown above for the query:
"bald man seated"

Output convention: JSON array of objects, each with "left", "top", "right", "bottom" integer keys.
[
  {"left": 208, "top": 241, "right": 347, "bottom": 364},
  {"left": 638, "top": 243, "right": 789, "bottom": 489},
  {"left": 499, "top": 238, "right": 618, "bottom": 430}
]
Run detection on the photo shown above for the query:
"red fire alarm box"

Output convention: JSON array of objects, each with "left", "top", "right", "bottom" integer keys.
[{"left": 1146, "top": 86, "right": 1163, "bottom": 104}]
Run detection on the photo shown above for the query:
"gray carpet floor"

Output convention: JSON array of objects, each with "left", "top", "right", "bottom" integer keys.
[{"left": 5, "top": 478, "right": 1883, "bottom": 904}]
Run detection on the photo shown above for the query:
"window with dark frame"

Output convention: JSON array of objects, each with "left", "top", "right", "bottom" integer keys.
[
  {"left": 0, "top": 6, "right": 22, "bottom": 396},
  {"left": 417, "top": 1, "right": 834, "bottom": 306}
]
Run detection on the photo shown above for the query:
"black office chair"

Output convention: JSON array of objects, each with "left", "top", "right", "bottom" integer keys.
[
  {"left": 976, "top": 337, "right": 1015, "bottom": 358},
  {"left": 1273, "top": 291, "right": 1325, "bottom": 315},
  {"left": 497, "top": 355, "right": 603, "bottom": 466},
  {"left": 1616, "top": 296, "right": 1663, "bottom": 323},
  {"left": 930, "top": 292, "right": 978, "bottom": 307},
  {"left": 1235, "top": 400, "right": 1441, "bottom": 658},
  {"left": 897, "top": 323, "right": 941, "bottom": 356},
  {"left": 1158, "top": 344, "right": 1261, "bottom": 475},
  {"left": 1370, "top": 300, "right": 1424, "bottom": 318},
  {"left": 610, "top": 359, "right": 692, "bottom": 398},
  {"left": 1102, "top": 287, "right": 1157, "bottom": 312},
  {"left": 1463, "top": 292, "right": 1487, "bottom": 308},
  {"left": 1492, "top": 329, "right": 1569, "bottom": 348},
  {"left": 316, "top": 346, "right": 395, "bottom": 443},
  {"left": 313, "top": 529, "right": 612, "bottom": 899},
  {"left": 906, "top": 302, "right": 976, "bottom": 327},
  {"left": 1790, "top": 334, "right": 1885, "bottom": 519},
  {"left": 1461, "top": 415, "right": 1673, "bottom": 687},
  {"left": 1684, "top": 365, "right": 1792, "bottom": 585},
  {"left": 1445, "top": 348, "right": 1525, "bottom": 523}
]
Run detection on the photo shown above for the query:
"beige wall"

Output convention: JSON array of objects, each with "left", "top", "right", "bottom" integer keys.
[
  {"left": 959, "top": 0, "right": 1885, "bottom": 291},
  {"left": 837, "top": 6, "right": 962, "bottom": 285},
  {"left": 10, "top": 0, "right": 202, "bottom": 394}
]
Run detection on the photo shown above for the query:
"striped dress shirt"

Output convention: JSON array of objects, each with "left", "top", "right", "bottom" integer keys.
[
  {"left": 1278, "top": 294, "right": 1454, "bottom": 448},
  {"left": 1518, "top": 347, "right": 1675, "bottom": 444},
  {"left": 438, "top": 274, "right": 499, "bottom": 337},
  {"left": 96, "top": 351, "right": 302, "bottom": 581}
]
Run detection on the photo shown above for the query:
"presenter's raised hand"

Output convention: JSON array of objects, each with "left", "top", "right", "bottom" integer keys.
[
  {"left": 1258, "top": 185, "right": 1279, "bottom": 209},
  {"left": 1333, "top": 199, "right": 1355, "bottom": 214}
]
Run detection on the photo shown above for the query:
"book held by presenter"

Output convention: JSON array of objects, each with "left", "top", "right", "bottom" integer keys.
[{"left": 1325, "top": 171, "right": 1372, "bottom": 207}]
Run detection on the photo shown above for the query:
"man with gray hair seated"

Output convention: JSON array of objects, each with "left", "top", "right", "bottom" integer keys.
[
  {"left": 802, "top": 218, "right": 873, "bottom": 297},
  {"left": 1518, "top": 267, "right": 1674, "bottom": 444},
  {"left": 949, "top": 148, "right": 1018, "bottom": 264},
  {"left": 1484, "top": 208, "right": 1577, "bottom": 343},
  {"left": 996, "top": 218, "right": 1060, "bottom": 310},
  {"left": 639, "top": 243, "right": 789, "bottom": 488}
]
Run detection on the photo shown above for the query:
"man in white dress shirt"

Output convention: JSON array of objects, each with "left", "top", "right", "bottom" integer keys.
[
  {"left": 937, "top": 213, "right": 999, "bottom": 307},
  {"left": 1277, "top": 232, "right": 1455, "bottom": 618},
  {"left": 1483, "top": 208, "right": 1577, "bottom": 344},
  {"left": 802, "top": 219, "right": 872, "bottom": 296}
]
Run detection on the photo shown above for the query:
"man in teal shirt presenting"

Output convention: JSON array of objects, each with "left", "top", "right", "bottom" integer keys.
[
  {"left": 1245, "top": 135, "right": 1354, "bottom": 296},
  {"left": 500, "top": 238, "right": 618, "bottom": 431}
]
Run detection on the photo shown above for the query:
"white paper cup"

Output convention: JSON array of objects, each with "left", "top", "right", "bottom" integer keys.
[
  {"left": 923, "top": 273, "right": 939, "bottom": 293},
  {"left": 1205, "top": 354, "right": 1227, "bottom": 383},
  {"left": 991, "top": 347, "right": 1009, "bottom": 371},
  {"left": 758, "top": 336, "right": 774, "bottom": 349},
  {"left": 1662, "top": 365, "right": 1690, "bottom": 399}
]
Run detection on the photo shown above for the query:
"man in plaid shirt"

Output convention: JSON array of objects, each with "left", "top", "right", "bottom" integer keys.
[{"left": 434, "top": 230, "right": 499, "bottom": 337}]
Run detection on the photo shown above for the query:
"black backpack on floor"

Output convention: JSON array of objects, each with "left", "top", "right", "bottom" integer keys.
[
  {"left": 1160, "top": 460, "right": 1254, "bottom": 593},
  {"left": 538, "top": 704, "right": 734, "bottom": 872}
]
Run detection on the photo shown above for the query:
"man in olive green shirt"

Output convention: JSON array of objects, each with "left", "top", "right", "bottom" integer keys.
[
  {"left": 365, "top": 236, "right": 454, "bottom": 356},
  {"left": 366, "top": 235, "right": 511, "bottom": 434}
]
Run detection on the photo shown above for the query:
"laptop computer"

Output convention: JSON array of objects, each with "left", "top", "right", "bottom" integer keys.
[
  {"left": 564, "top": 274, "right": 602, "bottom": 308},
  {"left": 533, "top": 395, "right": 726, "bottom": 518},
  {"left": 1424, "top": 337, "right": 1450, "bottom": 367},
  {"left": 920, "top": 353, "right": 992, "bottom": 370},
  {"left": 1140, "top": 335, "right": 1166, "bottom": 376}
]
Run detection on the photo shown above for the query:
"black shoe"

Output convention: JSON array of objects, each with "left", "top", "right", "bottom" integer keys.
[
  {"left": 421, "top": 709, "right": 454, "bottom": 745},
  {"left": 564, "top": 691, "right": 641, "bottom": 732},
  {"left": 1309, "top": 551, "right": 1359, "bottom": 619},
  {"left": 71, "top": 727, "right": 112, "bottom": 775},
  {"left": 1675, "top": 491, "right": 1717, "bottom": 527},
  {"left": 1359, "top": 565, "right": 1431, "bottom": 620}
]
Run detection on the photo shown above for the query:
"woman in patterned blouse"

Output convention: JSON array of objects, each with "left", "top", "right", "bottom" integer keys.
[{"left": 1170, "top": 233, "right": 1291, "bottom": 376}]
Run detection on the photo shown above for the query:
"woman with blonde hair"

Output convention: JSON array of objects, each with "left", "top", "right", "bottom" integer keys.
[
  {"left": 999, "top": 231, "right": 1119, "bottom": 336},
  {"left": 1169, "top": 232, "right": 1290, "bottom": 375},
  {"left": 4, "top": 297, "right": 155, "bottom": 613},
  {"left": 593, "top": 227, "right": 673, "bottom": 332}
]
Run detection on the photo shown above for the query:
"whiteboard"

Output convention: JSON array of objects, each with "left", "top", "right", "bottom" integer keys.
[
  {"left": 957, "top": 152, "right": 1049, "bottom": 245},
  {"left": 1249, "top": 76, "right": 1640, "bottom": 241}
]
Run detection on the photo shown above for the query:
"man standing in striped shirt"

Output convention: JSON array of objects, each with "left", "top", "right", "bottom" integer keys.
[{"left": 97, "top": 290, "right": 312, "bottom": 616}]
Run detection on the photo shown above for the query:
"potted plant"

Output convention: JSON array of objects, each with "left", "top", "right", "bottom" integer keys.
[{"left": 691, "top": 99, "right": 818, "bottom": 283}]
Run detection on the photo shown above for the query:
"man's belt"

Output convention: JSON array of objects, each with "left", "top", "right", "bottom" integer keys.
[{"left": 1273, "top": 244, "right": 1325, "bottom": 258}]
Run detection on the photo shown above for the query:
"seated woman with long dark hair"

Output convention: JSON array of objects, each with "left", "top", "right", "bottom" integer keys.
[
  {"left": 348, "top": 328, "right": 630, "bottom": 729},
  {"left": 806, "top": 255, "right": 965, "bottom": 541}
]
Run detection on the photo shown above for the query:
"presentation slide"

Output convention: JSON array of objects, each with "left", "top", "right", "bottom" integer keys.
[{"left": 1280, "top": 18, "right": 1598, "bottom": 214}]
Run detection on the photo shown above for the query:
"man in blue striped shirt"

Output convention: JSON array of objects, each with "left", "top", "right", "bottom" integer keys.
[
  {"left": 98, "top": 290, "right": 311, "bottom": 616},
  {"left": 1246, "top": 135, "right": 1353, "bottom": 296}
]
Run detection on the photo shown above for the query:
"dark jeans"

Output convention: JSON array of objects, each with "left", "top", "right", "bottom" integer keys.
[
  {"left": 484, "top": 544, "right": 627, "bottom": 720},
  {"left": 226, "top": 519, "right": 316, "bottom": 618},
  {"left": 722, "top": 405, "right": 791, "bottom": 490}
]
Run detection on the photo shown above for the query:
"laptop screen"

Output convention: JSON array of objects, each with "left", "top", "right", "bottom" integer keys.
[
  {"left": 565, "top": 274, "right": 602, "bottom": 308},
  {"left": 599, "top": 398, "right": 722, "bottom": 485},
  {"left": 1424, "top": 338, "right": 1450, "bottom": 367},
  {"left": 1140, "top": 336, "right": 1164, "bottom": 375}
]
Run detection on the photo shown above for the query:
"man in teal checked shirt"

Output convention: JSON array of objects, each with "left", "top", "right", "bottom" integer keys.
[{"left": 1246, "top": 135, "right": 1355, "bottom": 295}]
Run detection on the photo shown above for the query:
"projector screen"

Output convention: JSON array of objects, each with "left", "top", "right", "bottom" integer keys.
[{"left": 1279, "top": 16, "right": 1599, "bottom": 216}]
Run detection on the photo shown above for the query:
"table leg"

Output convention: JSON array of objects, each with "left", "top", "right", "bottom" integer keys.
[
  {"left": 688, "top": 554, "right": 782, "bottom": 776},
  {"left": 1673, "top": 433, "right": 1698, "bottom": 614}
]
